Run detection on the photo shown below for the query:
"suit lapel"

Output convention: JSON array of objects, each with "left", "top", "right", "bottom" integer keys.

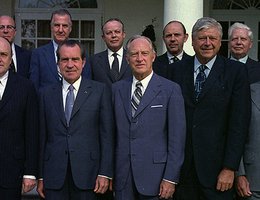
[
  {"left": 70, "top": 78, "right": 92, "bottom": 120},
  {"left": 198, "top": 56, "right": 224, "bottom": 101},
  {"left": 251, "top": 81, "right": 260, "bottom": 111},
  {"left": 44, "top": 42, "right": 60, "bottom": 81},
  {"left": 119, "top": 79, "right": 132, "bottom": 121},
  {"left": 50, "top": 83, "right": 67, "bottom": 127},
  {"left": 134, "top": 74, "right": 161, "bottom": 118},
  {"left": 98, "top": 50, "right": 113, "bottom": 81},
  {"left": 118, "top": 50, "right": 129, "bottom": 80},
  {"left": 0, "top": 72, "right": 16, "bottom": 111}
]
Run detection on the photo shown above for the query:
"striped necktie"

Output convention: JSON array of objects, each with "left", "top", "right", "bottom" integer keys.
[{"left": 131, "top": 81, "right": 142, "bottom": 116}]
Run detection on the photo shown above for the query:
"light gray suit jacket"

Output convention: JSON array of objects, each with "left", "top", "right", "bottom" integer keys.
[{"left": 238, "top": 81, "right": 260, "bottom": 191}]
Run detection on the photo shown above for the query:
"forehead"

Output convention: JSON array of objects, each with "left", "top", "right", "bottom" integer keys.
[
  {"left": 0, "top": 38, "right": 11, "bottom": 52},
  {"left": 165, "top": 22, "right": 184, "bottom": 33},
  {"left": 103, "top": 21, "right": 122, "bottom": 30},
  {"left": 59, "top": 45, "right": 81, "bottom": 56},
  {"left": 0, "top": 16, "right": 15, "bottom": 25},
  {"left": 129, "top": 38, "right": 151, "bottom": 51},
  {"left": 52, "top": 14, "right": 71, "bottom": 23},
  {"left": 231, "top": 28, "right": 249, "bottom": 37}
]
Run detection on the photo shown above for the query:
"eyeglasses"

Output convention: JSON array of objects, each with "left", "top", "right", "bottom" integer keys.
[{"left": 0, "top": 25, "right": 16, "bottom": 31}]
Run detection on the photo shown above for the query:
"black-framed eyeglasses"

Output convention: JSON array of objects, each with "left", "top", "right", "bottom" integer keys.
[{"left": 0, "top": 25, "right": 16, "bottom": 31}]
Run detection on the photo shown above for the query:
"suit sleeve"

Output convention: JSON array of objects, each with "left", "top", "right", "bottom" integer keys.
[
  {"left": 163, "top": 83, "right": 186, "bottom": 183},
  {"left": 223, "top": 64, "right": 251, "bottom": 170},
  {"left": 29, "top": 49, "right": 40, "bottom": 91},
  {"left": 98, "top": 85, "right": 115, "bottom": 178},
  {"left": 24, "top": 82, "right": 39, "bottom": 177}
]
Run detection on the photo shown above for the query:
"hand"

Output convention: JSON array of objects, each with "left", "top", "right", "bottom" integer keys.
[
  {"left": 22, "top": 178, "right": 36, "bottom": 193},
  {"left": 159, "top": 180, "right": 175, "bottom": 199},
  {"left": 37, "top": 179, "right": 45, "bottom": 199},
  {"left": 236, "top": 175, "right": 252, "bottom": 197},
  {"left": 94, "top": 176, "right": 109, "bottom": 194},
  {"left": 216, "top": 168, "right": 234, "bottom": 191}
]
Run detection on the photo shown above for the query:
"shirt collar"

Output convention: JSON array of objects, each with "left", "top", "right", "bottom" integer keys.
[
  {"left": 108, "top": 47, "right": 124, "bottom": 58},
  {"left": 0, "top": 71, "right": 9, "bottom": 86},
  {"left": 194, "top": 55, "right": 216, "bottom": 72},
  {"left": 167, "top": 51, "right": 184, "bottom": 61},
  {"left": 62, "top": 76, "right": 81, "bottom": 92},
  {"left": 132, "top": 71, "right": 153, "bottom": 92},
  {"left": 230, "top": 55, "right": 248, "bottom": 64}
]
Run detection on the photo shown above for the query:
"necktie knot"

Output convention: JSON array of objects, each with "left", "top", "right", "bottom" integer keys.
[
  {"left": 199, "top": 64, "right": 207, "bottom": 72},
  {"left": 68, "top": 84, "right": 74, "bottom": 92},
  {"left": 112, "top": 52, "right": 118, "bottom": 58}
]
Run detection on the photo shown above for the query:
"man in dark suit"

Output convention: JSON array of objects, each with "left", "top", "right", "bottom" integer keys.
[
  {"left": 37, "top": 40, "right": 114, "bottom": 200},
  {"left": 169, "top": 17, "right": 251, "bottom": 200},
  {"left": 29, "top": 9, "right": 91, "bottom": 91},
  {"left": 0, "top": 37, "right": 38, "bottom": 200},
  {"left": 90, "top": 18, "right": 132, "bottom": 90},
  {"left": 153, "top": 20, "right": 191, "bottom": 78},
  {"left": 0, "top": 15, "right": 31, "bottom": 78},
  {"left": 112, "top": 35, "right": 186, "bottom": 200},
  {"left": 228, "top": 22, "right": 260, "bottom": 199}
]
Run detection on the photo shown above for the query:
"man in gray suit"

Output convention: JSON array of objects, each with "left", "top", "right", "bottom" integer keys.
[{"left": 229, "top": 23, "right": 260, "bottom": 200}]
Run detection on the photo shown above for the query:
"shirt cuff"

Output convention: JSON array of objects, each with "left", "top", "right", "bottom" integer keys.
[
  {"left": 98, "top": 175, "right": 112, "bottom": 180},
  {"left": 163, "top": 179, "right": 177, "bottom": 185},
  {"left": 23, "top": 175, "right": 36, "bottom": 180}
]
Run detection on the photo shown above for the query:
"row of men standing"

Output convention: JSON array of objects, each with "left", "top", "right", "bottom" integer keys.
[{"left": 0, "top": 8, "right": 259, "bottom": 200}]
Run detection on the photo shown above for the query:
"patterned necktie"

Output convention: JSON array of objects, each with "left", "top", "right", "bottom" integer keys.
[
  {"left": 194, "top": 65, "right": 207, "bottom": 101},
  {"left": 131, "top": 81, "right": 143, "bottom": 116},
  {"left": 65, "top": 85, "right": 75, "bottom": 125},
  {"left": 111, "top": 53, "right": 120, "bottom": 81},
  {"left": 172, "top": 56, "right": 179, "bottom": 63}
]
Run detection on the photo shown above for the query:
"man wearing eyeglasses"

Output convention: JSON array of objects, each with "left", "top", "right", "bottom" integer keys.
[{"left": 0, "top": 15, "right": 31, "bottom": 78}]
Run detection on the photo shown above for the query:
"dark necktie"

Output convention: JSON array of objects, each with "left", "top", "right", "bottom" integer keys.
[
  {"left": 65, "top": 85, "right": 75, "bottom": 125},
  {"left": 111, "top": 53, "right": 120, "bottom": 81},
  {"left": 131, "top": 81, "right": 143, "bottom": 116},
  {"left": 9, "top": 59, "right": 16, "bottom": 73},
  {"left": 194, "top": 65, "right": 207, "bottom": 101},
  {"left": 173, "top": 56, "right": 179, "bottom": 63}
]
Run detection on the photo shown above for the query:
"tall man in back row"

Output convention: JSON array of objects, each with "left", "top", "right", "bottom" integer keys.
[
  {"left": 169, "top": 17, "right": 251, "bottom": 200},
  {"left": 29, "top": 9, "right": 91, "bottom": 92},
  {"left": 153, "top": 20, "right": 191, "bottom": 78}
]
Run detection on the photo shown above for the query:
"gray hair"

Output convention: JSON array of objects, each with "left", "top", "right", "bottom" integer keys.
[
  {"left": 228, "top": 22, "right": 253, "bottom": 41},
  {"left": 192, "top": 17, "right": 223, "bottom": 39},
  {"left": 126, "top": 35, "right": 155, "bottom": 54}
]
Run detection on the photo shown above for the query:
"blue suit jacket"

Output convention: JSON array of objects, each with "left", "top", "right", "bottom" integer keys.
[
  {"left": 169, "top": 55, "right": 251, "bottom": 188},
  {"left": 15, "top": 44, "right": 31, "bottom": 78},
  {"left": 90, "top": 49, "right": 132, "bottom": 89},
  {"left": 39, "top": 78, "right": 114, "bottom": 190},
  {"left": 0, "top": 72, "right": 38, "bottom": 188},
  {"left": 112, "top": 73, "right": 186, "bottom": 195},
  {"left": 29, "top": 41, "right": 91, "bottom": 91}
]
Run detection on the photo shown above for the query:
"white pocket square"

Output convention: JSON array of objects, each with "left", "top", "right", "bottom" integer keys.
[{"left": 151, "top": 105, "right": 163, "bottom": 108}]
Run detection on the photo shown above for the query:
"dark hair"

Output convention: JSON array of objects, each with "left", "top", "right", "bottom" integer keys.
[
  {"left": 102, "top": 18, "right": 125, "bottom": 34},
  {"left": 56, "top": 40, "right": 86, "bottom": 61},
  {"left": 163, "top": 20, "right": 187, "bottom": 35},
  {"left": 50, "top": 9, "right": 72, "bottom": 24}
]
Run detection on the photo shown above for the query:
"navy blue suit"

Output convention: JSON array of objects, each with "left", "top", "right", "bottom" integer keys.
[
  {"left": 246, "top": 57, "right": 260, "bottom": 84},
  {"left": 169, "top": 55, "right": 251, "bottom": 199},
  {"left": 0, "top": 72, "right": 38, "bottom": 197},
  {"left": 112, "top": 73, "right": 186, "bottom": 198},
  {"left": 90, "top": 49, "right": 132, "bottom": 89},
  {"left": 153, "top": 51, "right": 191, "bottom": 78},
  {"left": 29, "top": 41, "right": 91, "bottom": 91},
  {"left": 39, "top": 78, "right": 114, "bottom": 192},
  {"left": 14, "top": 44, "right": 31, "bottom": 78}
]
